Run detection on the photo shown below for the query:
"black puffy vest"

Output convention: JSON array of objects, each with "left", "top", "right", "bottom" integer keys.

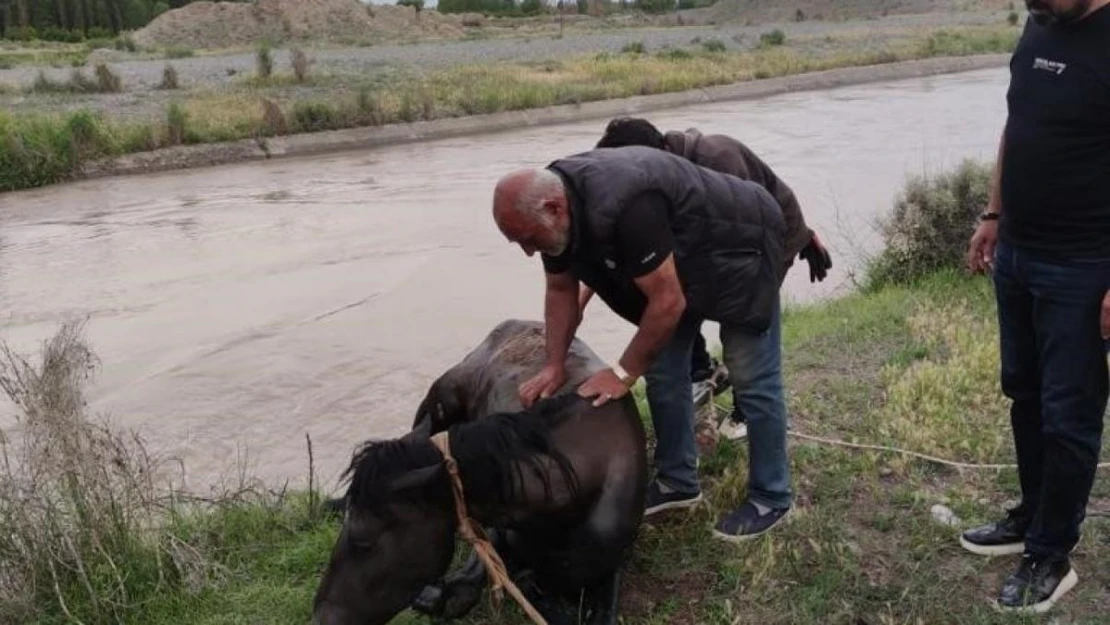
[{"left": 547, "top": 145, "right": 786, "bottom": 332}]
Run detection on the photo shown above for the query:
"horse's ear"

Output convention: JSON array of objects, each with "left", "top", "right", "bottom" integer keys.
[{"left": 387, "top": 464, "right": 442, "bottom": 493}]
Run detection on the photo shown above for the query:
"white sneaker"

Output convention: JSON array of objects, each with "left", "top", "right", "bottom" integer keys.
[
  {"left": 718, "top": 418, "right": 747, "bottom": 440},
  {"left": 692, "top": 381, "right": 714, "bottom": 408}
]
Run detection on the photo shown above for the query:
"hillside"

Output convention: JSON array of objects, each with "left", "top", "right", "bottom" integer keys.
[{"left": 131, "top": 0, "right": 473, "bottom": 49}]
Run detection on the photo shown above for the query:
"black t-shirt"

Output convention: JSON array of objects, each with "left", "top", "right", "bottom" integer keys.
[
  {"left": 1000, "top": 5, "right": 1110, "bottom": 260},
  {"left": 542, "top": 191, "right": 674, "bottom": 322}
]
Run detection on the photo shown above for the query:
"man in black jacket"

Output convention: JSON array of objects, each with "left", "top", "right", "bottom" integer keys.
[
  {"left": 581, "top": 116, "right": 832, "bottom": 441},
  {"left": 492, "top": 145, "right": 793, "bottom": 541},
  {"left": 963, "top": 0, "right": 1110, "bottom": 613}
]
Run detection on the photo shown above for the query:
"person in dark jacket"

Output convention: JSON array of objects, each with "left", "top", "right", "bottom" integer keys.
[
  {"left": 492, "top": 145, "right": 793, "bottom": 541},
  {"left": 579, "top": 116, "right": 832, "bottom": 440}
]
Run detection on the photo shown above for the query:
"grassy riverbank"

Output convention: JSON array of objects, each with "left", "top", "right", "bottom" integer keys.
[
  {"left": 0, "top": 23, "right": 1019, "bottom": 193},
  {"left": 7, "top": 269, "right": 1108, "bottom": 625}
]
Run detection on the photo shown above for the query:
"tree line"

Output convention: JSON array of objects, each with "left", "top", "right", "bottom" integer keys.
[{"left": 0, "top": 0, "right": 249, "bottom": 40}]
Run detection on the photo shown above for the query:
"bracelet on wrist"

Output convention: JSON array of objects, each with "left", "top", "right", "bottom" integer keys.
[{"left": 612, "top": 363, "right": 638, "bottom": 387}]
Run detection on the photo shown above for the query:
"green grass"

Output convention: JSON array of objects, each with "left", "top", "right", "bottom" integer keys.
[
  {"left": 0, "top": 23, "right": 1020, "bottom": 193},
  {"left": 13, "top": 270, "right": 1107, "bottom": 625}
]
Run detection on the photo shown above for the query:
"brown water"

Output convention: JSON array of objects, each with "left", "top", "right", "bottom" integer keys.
[{"left": 0, "top": 66, "right": 1009, "bottom": 493}]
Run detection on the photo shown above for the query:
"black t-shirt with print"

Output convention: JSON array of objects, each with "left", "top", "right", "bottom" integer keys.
[{"left": 1000, "top": 6, "right": 1110, "bottom": 260}]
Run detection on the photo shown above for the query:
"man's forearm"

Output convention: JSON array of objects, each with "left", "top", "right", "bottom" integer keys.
[
  {"left": 619, "top": 293, "right": 684, "bottom": 380},
  {"left": 544, "top": 284, "right": 580, "bottom": 368}
]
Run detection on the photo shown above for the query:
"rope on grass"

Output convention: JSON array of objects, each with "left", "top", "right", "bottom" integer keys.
[{"left": 705, "top": 403, "right": 1110, "bottom": 471}]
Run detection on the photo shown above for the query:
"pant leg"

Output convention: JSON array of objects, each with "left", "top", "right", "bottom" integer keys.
[
  {"left": 643, "top": 313, "right": 703, "bottom": 493},
  {"left": 1015, "top": 244, "right": 1110, "bottom": 559},
  {"left": 719, "top": 292, "right": 792, "bottom": 509},
  {"left": 992, "top": 241, "right": 1044, "bottom": 523},
  {"left": 690, "top": 326, "right": 712, "bottom": 381}
]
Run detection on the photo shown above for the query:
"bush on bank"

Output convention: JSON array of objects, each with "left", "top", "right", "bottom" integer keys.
[{"left": 864, "top": 158, "right": 994, "bottom": 291}]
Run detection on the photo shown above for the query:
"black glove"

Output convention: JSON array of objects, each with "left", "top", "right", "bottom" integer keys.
[{"left": 798, "top": 234, "right": 832, "bottom": 283}]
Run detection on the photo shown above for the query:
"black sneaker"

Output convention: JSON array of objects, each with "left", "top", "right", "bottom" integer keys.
[
  {"left": 644, "top": 479, "right": 702, "bottom": 516},
  {"left": 995, "top": 554, "right": 1078, "bottom": 614},
  {"left": 960, "top": 510, "right": 1028, "bottom": 556},
  {"left": 712, "top": 501, "right": 790, "bottom": 542}
]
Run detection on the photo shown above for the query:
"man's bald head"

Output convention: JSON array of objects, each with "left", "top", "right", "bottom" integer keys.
[{"left": 492, "top": 168, "right": 571, "bottom": 258}]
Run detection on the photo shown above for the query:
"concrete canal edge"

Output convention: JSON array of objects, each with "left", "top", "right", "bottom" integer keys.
[{"left": 77, "top": 53, "right": 1010, "bottom": 181}]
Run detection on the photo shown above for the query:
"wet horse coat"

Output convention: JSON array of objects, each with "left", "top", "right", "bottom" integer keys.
[{"left": 312, "top": 319, "right": 648, "bottom": 625}]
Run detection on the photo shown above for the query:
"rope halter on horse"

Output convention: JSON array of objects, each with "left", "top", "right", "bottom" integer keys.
[{"left": 429, "top": 431, "right": 549, "bottom": 625}]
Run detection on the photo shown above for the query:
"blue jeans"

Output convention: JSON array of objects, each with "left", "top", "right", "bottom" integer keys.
[
  {"left": 643, "top": 293, "right": 793, "bottom": 510},
  {"left": 993, "top": 240, "right": 1110, "bottom": 560}
]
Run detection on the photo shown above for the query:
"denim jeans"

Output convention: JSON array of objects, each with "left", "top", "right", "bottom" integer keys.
[
  {"left": 644, "top": 293, "right": 793, "bottom": 510},
  {"left": 992, "top": 240, "right": 1110, "bottom": 560}
]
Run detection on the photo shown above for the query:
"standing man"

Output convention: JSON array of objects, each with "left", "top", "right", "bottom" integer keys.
[
  {"left": 491, "top": 144, "right": 793, "bottom": 540},
  {"left": 580, "top": 117, "right": 832, "bottom": 440},
  {"left": 963, "top": 0, "right": 1110, "bottom": 613}
]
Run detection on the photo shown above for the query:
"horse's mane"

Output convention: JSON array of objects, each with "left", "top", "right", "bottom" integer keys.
[
  {"left": 341, "top": 392, "right": 584, "bottom": 513},
  {"left": 450, "top": 392, "right": 582, "bottom": 507}
]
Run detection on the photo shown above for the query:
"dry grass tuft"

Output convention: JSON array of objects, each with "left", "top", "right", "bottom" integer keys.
[{"left": 0, "top": 321, "right": 205, "bottom": 623}]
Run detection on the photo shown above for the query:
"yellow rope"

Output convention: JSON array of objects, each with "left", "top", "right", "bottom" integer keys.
[{"left": 429, "top": 432, "right": 549, "bottom": 625}]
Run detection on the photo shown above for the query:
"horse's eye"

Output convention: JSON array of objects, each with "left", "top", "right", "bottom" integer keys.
[{"left": 348, "top": 536, "right": 377, "bottom": 553}]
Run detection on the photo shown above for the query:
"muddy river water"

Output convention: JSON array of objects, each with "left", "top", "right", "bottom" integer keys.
[{"left": 0, "top": 66, "right": 1009, "bottom": 493}]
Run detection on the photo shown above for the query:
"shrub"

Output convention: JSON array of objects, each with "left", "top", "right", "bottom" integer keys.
[
  {"left": 114, "top": 34, "right": 137, "bottom": 52},
  {"left": 291, "top": 46, "right": 309, "bottom": 82},
  {"left": 291, "top": 101, "right": 340, "bottom": 132},
  {"left": 255, "top": 42, "right": 273, "bottom": 79},
  {"left": 94, "top": 62, "right": 122, "bottom": 92},
  {"left": 657, "top": 47, "right": 693, "bottom": 61},
  {"left": 759, "top": 28, "right": 786, "bottom": 47},
  {"left": 0, "top": 109, "right": 118, "bottom": 191},
  {"left": 702, "top": 38, "right": 726, "bottom": 53},
  {"left": 166, "top": 101, "right": 188, "bottom": 145},
  {"left": 621, "top": 41, "right": 644, "bottom": 54},
  {"left": 159, "top": 63, "right": 180, "bottom": 89},
  {"left": 864, "top": 159, "right": 993, "bottom": 290},
  {"left": 260, "top": 97, "right": 287, "bottom": 135},
  {"left": 0, "top": 322, "right": 208, "bottom": 622},
  {"left": 165, "top": 46, "right": 194, "bottom": 59}
]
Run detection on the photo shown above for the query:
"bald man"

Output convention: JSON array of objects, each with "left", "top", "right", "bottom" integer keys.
[{"left": 491, "top": 145, "right": 792, "bottom": 542}]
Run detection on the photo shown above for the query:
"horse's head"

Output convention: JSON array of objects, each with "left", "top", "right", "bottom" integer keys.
[{"left": 313, "top": 433, "right": 456, "bottom": 625}]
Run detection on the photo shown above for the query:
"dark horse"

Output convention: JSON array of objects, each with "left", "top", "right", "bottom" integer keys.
[{"left": 312, "top": 319, "right": 648, "bottom": 625}]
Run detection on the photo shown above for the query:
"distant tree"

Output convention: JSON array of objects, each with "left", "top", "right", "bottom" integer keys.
[{"left": 1, "top": 0, "right": 253, "bottom": 39}]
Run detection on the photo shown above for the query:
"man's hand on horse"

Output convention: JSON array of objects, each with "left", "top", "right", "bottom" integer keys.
[
  {"left": 577, "top": 368, "right": 631, "bottom": 407},
  {"left": 519, "top": 362, "right": 567, "bottom": 409}
]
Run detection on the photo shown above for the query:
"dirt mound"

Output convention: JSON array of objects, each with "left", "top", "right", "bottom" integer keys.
[
  {"left": 132, "top": 0, "right": 466, "bottom": 49},
  {"left": 708, "top": 0, "right": 999, "bottom": 23}
]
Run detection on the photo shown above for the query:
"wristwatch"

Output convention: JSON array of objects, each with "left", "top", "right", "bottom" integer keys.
[{"left": 612, "top": 363, "right": 637, "bottom": 387}]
